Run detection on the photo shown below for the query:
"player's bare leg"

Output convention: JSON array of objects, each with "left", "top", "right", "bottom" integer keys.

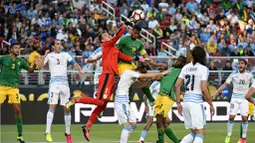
[
  {"left": 139, "top": 116, "right": 153, "bottom": 143},
  {"left": 13, "top": 103, "right": 25, "bottom": 143},
  {"left": 45, "top": 104, "right": 56, "bottom": 142},
  {"left": 119, "top": 122, "right": 137, "bottom": 143},
  {"left": 64, "top": 107, "right": 72, "bottom": 143},
  {"left": 237, "top": 116, "right": 248, "bottom": 143}
]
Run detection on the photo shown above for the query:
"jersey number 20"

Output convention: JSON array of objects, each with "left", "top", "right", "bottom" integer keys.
[{"left": 185, "top": 74, "right": 195, "bottom": 91}]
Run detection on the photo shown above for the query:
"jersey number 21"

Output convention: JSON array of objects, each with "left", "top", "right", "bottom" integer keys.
[{"left": 185, "top": 74, "right": 195, "bottom": 91}]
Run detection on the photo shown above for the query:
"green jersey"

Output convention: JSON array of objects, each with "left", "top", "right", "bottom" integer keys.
[
  {"left": 117, "top": 35, "right": 146, "bottom": 63},
  {"left": 0, "top": 56, "right": 29, "bottom": 87},
  {"left": 159, "top": 67, "right": 182, "bottom": 100}
]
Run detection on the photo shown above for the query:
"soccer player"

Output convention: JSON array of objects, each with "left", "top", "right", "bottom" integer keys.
[
  {"left": 175, "top": 46, "right": 215, "bottom": 143},
  {"left": 115, "top": 62, "right": 169, "bottom": 143},
  {"left": 117, "top": 25, "right": 167, "bottom": 105},
  {"left": 66, "top": 22, "right": 137, "bottom": 141},
  {"left": 212, "top": 59, "right": 252, "bottom": 143},
  {"left": 0, "top": 43, "right": 39, "bottom": 143},
  {"left": 245, "top": 79, "right": 255, "bottom": 121},
  {"left": 38, "top": 39, "right": 85, "bottom": 143}
]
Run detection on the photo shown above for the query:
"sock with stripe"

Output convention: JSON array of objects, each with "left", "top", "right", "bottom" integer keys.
[
  {"left": 86, "top": 102, "right": 107, "bottom": 129},
  {"left": 164, "top": 126, "right": 179, "bottom": 143},
  {"left": 46, "top": 109, "right": 55, "bottom": 133},
  {"left": 139, "top": 130, "right": 148, "bottom": 141},
  {"left": 193, "top": 134, "right": 204, "bottom": 143},
  {"left": 157, "top": 128, "right": 165, "bottom": 143},
  {"left": 64, "top": 112, "right": 71, "bottom": 134},
  {"left": 180, "top": 133, "right": 195, "bottom": 143},
  {"left": 74, "top": 97, "right": 104, "bottom": 106},
  {"left": 15, "top": 116, "right": 23, "bottom": 136},
  {"left": 227, "top": 120, "right": 234, "bottom": 136},
  {"left": 142, "top": 87, "right": 154, "bottom": 102},
  {"left": 242, "top": 121, "right": 248, "bottom": 138}
]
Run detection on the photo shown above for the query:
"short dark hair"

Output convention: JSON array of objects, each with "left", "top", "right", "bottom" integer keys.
[
  {"left": 136, "top": 61, "right": 148, "bottom": 73},
  {"left": 239, "top": 59, "right": 248, "bottom": 65},
  {"left": 178, "top": 55, "right": 187, "bottom": 64},
  {"left": 10, "top": 43, "right": 20, "bottom": 49},
  {"left": 191, "top": 46, "right": 206, "bottom": 65},
  {"left": 133, "top": 24, "right": 141, "bottom": 32}
]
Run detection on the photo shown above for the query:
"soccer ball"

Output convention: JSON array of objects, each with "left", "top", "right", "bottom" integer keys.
[{"left": 131, "top": 9, "right": 145, "bottom": 21}]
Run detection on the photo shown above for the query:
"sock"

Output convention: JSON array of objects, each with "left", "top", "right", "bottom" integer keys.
[
  {"left": 86, "top": 102, "right": 107, "bottom": 129},
  {"left": 74, "top": 97, "right": 104, "bottom": 106},
  {"left": 139, "top": 130, "right": 148, "bottom": 141},
  {"left": 180, "top": 133, "right": 195, "bottom": 143},
  {"left": 120, "top": 126, "right": 132, "bottom": 143},
  {"left": 240, "top": 123, "right": 243, "bottom": 138},
  {"left": 46, "top": 109, "right": 55, "bottom": 134},
  {"left": 64, "top": 112, "right": 71, "bottom": 134},
  {"left": 157, "top": 128, "right": 164, "bottom": 143},
  {"left": 164, "top": 126, "right": 179, "bottom": 143},
  {"left": 15, "top": 117, "right": 23, "bottom": 136},
  {"left": 227, "top": 120, "right": 234, "bottom": 136},
  {"left": 142, "top": 87, "right": 154, "bottom": 102},
  {"left": 193, "top": 134, "right": 204, "bottom": 143},
  {"left": 241, "top": 121, "right": 248, "bottom": 138}
]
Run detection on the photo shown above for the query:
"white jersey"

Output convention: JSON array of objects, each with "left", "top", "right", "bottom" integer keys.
[
  {"left": 148, "top": 81, "right": 160, "bottom": 101},
  {"left": 44, "top": 52, "right": 74, "bottom": 85},
  {"left": 115, "top": 70, "right": 140, "bottom": 103},
  {"left": 179, "top": 63, "right": 209, "bottom": 103},
  {"left": 84, "top": 47, "right": 102, "bottom": 71},
  {"left": 226, "top": 71, "right": 253, "bottom": 99}
]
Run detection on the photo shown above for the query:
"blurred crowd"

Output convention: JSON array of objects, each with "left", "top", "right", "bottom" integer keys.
[{"left": 0, "top": 0, "right": 255, "bottom": 71}]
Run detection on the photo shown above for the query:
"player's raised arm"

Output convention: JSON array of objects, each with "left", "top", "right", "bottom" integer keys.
[
  {"left": 85, "top": 54, "right": 102, "bottom": 63},
  {"left": 175, "top": 69, "right": 184, "bottom": 116},
  {"left": 212, "top": 73, "right": 232, "bottom": 98},
  {"left": 66, "top": 53, "right": 85, "bottom": 76},
  {"left": 108, "top": 25, "right": 127, "bottom": 45},
  {"left": 37, "top": 50, "right": 50, "bottom": 70}
]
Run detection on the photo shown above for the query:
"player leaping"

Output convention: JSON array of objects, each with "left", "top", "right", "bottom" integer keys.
[
  {"left": 65, "top": 21, "right": 139, "bottom": 141},
  {"left": 0, "top": 43, "right": 39, "bottom": 143},
  {"left": 175, "top": 46, "right": 215, "bottom": 143},
  {"left": 37, "top": 40, "right": 85, "bottom": 143},
  {"left": 212, "top": 59, "right": 252, "bottom": 143}
]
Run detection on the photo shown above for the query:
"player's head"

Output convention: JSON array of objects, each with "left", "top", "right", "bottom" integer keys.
[
  {"left": 10, "top": 43, "right": 20, "bottom": 57},
  {"left": 98, "top": 31, "right": 111, "bottom": 43},
  {"left": 238, "top": 58, "right": 247, "bottom": 73},
  {"left": 131, "top": 25, "right": 141, "bottom": 40},
  {"left": 173, "top": 56, "right": 187, "bottom": 68},
  {"left": 136, "top": 61, "right": 148, "bottom": 73},
  {"left": 191, "top": 46, "right": 206, "bottom": 65},
  {"left": 53, "top": 39, "right": 61, "bottom": 53}
]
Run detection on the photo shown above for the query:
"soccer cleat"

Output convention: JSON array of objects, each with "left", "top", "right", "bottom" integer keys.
[
  {"left": 82, "top": 125, "right": 90, "bottom": 141},
  {"left": 65, "top": 133, "right": 72, "bottom": 143},
  {"left": 237, "top": 138, "right": 246, "bottom": 143},
  {"left": 139, "top": 141, "right": 144, "bottom": 143},
  {"left": 156, "top": 140, "right": 167, "bottom": 143},
  {"left": 45, "top": 133, "right": 53, "bottom": 142},
  {"left": 225, "top": 136, "right": 230, "bottom": 143},
  {"left": 98, "top": 112, "right": 103, "bottom": 118},
  {"left": 17, "top": 136, "right": 25, "bottom": 143},
  {"left": 66, "top": 99, "right": 75, "bottom": 109}
]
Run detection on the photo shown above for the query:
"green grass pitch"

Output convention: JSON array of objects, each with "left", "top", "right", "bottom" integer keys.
[{"left": 1, "top": 123, "right": 255, "bottom": 143}]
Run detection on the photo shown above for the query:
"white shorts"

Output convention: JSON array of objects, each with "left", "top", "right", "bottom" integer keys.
[
  {"left": 94, "top": 68, "right": 102, "bottom": 85},
  {"left": 115, "top": 101, "right": 136, "bottom": 125},
  {"left": 48, "top": 84, "right": 70, "bottom": 106},
  {"left": 229, "top": 98, "right": 248, "bottom": 116},
  {"left": 182, "top": 102, "right": 206, "bottom": 130}
]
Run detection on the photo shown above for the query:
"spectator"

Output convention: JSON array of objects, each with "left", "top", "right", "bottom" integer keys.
[
  {"left": 168, "top": 3, "right": 176, "bottom": 16},
  {"left": 159, "top": 0, "right": 169, "bottom": 14},
  {"left": 152, "top": 24, "right": 163, "bottom": 39},
  {"left": 185, "top": 0, "right": 197, "bottom": 13},
  {"left": 244, "top": 46, "right": 254, "bottom": 56},
  {"left": 8, "top": 34, "right": 18, "bottom": 45},
  {"left": 120, "top": 3, "right": 129, "bottom": 17},
  {"left": 175, "top": 8, "right": 182, "bottom": 22},
  {"left": 130, "top": 0, "right": 141, "bottom": 11},
  {"left": 56, "top": 29, "right": 68, "bottom": 42},
  {"left": 207, "top": 37, "right": 218, "bottom": 55},
  {"left": 67, "top": 46, "right": 76, "bottom": 58},
  {"left": 223, "top": 60, "right": 233, "bottom": 70},
  {"left": 148, "top": 16, "right": 158, "bottom": 29},
  {"left": 209, "top": 61, "right": 218, "bottom": 70},
  {"left": 218, "top": 39, "right": 230, "bottom": 56},
  {"left": 230, "top": 47, "right": 240, "bottom": 56}
]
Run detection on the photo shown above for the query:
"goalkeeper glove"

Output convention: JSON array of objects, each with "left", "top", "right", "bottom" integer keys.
[
  {"left": 124, "top": 18, "right": 135, "bottom": 27},
  {"left": 132, "top": 56, "right": 145, "bottom": 62}
]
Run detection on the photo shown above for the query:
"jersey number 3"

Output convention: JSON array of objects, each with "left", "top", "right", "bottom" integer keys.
[
  {"left": 185, "top": 74, "right": 195, "bottom": 91},
  {"left": 57, "top": 59, "right": 60, "bottom": 65}
]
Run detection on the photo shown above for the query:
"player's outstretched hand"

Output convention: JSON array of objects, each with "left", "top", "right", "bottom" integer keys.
[
  {"left": 211, "top": 92, "right": 219, "bottom": 100},
  {"left": 44, "top": 49, "right": 50, "bottom": 56},
  {"left": 210, "top": 105, "right": 215, "bottom": 116},
  {"left": 161, "top": 69, "right": 170, "bottom": 75},
  {"left": 124, "top": 18, "right": 135, "bottom": 27},
  {"left": 177, "top": 103, "right": 182, "bottom": 116}
]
